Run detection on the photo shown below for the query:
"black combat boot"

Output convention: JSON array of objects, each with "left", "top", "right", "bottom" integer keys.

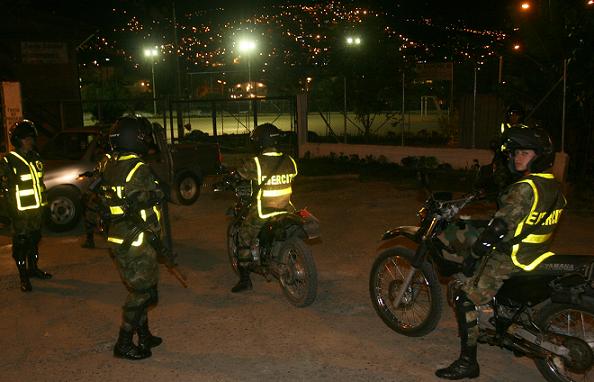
[
  {"left": 15, "top": 259, "right": 32, "bottom": 292},
  {"left": 435, "top": 293, "right": 480, "bottom": 380},
  {"left": 231, "top": 265, "right": 252, "bottom": 293},
  {"left": 138, "top": 319, "right": 162, "bottom": 352},
  {"left": 13, "top": 236, "right": 32, "bottom": 292},
  {"left": 435, "top": 343, "right": 479, "bottom": 380},
  {"left": 113, "top": 327, "right": 151, "bottom": 360},
  {"left": 27, "top": 253, "right": 52, "bottom": 279}
]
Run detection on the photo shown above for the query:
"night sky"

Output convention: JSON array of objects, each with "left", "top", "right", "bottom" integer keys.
[{"left": 4, "top": 0, "right": 513, "bottom": 30}]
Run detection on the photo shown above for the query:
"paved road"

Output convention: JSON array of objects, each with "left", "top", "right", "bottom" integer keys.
[{"left": 0, "top": 178, "right": 591, "bottom": 381}]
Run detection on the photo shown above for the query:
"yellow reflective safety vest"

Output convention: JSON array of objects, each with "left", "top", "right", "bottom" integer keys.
[
  {"left": 101, "top": 153, "right": 161, "bottom": 247},
  {"left": 508, "top": 173, "right": 566, "bottom": 271},
  {"left": 2, "top": 150, "right": 47, "bottom": 211},
  {"left": 254, "top": 151, "right": 298, "bottom": 219}
]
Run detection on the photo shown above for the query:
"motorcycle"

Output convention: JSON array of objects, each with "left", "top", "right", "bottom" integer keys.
[
  {"left": 369, "top": 181, "right": 594, "bottom": 382},
  {"left": 215, "top": 172, "right": 320, "bottom": 307}
]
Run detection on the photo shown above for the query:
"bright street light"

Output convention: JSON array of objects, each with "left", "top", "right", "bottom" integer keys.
[
  {"left": 346, "top": 36, "right": 361, "bottom": 45},
  {"left": 520, "top": 2, "right": 531, "bottom": 11},
  {"left": 143, "top": 47, "right": 159, "bottom": 115},
  {"left": 237, "top": 39, "right": 257, "bottom": 54}
]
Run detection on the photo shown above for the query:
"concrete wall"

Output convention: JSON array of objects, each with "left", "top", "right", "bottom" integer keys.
[{"left": 299, "top": 142, "right": 569, "bottom": 181}]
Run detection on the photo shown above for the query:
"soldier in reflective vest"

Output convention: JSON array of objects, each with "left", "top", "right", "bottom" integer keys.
[
  {"left": 436, "top": 127, "right": 566, "bottom": 380},
  {"left": 231, "top": 123, "right": 298, "bottom": 293},
  {"left": 100, "top": 116, "right": 164, "bottom": 360},
  {"left": 477, "top": 104, "right": 529, "bottom": 198},
  {"left": 0, "top": 120, "right": 52, "bottom": 292}
]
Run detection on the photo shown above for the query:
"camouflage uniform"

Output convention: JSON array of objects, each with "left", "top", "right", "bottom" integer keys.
[
  {"left": 0, "top": 148, "right": 51, "bottom": 291},
  {"left": 236, "top": 147, "right": 298, "bottom": 262},
  {"left": 100, "top": 152, "right": 163, "bottom": 335},
  {"left": 458, "top": 173, "right": 566, "bottom": 344}
]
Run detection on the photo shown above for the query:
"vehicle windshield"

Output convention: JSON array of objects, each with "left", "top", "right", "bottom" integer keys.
[{"left": 41, "top": 132, "right": 97, "bottom": 160}]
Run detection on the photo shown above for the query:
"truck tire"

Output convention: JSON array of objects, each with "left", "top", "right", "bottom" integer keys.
[
  {"left": 175, "top": 171, "right": 201, "bottom": 205},
  {"left": 45, "top": 187, "right": 82, "bottom": 232}
]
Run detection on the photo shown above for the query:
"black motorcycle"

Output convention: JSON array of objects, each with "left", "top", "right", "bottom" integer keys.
[
  {"left": 369, "top": 187, "right": 594, "bottom": 382},
  {"left": 215, "top": 172, "right": 320, "bottom": 307}
]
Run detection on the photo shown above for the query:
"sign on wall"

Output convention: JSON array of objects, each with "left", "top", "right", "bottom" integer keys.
[
  {"left": 415, "top": 62, "right": 453, "bottom": 81},
  {"left": 21, "top": 41, "right": 69, "bottom": 64},
  {"left": 1, "top": 81, "right": 23, "bottom": 152}
]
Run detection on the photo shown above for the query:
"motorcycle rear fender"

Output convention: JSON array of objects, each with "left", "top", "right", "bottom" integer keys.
[
  {"left": 260, "top": 214, "right": 308, "bottom": 243},
  {"left": 381, "top": 226, "right": 419, "bottom": 242}
]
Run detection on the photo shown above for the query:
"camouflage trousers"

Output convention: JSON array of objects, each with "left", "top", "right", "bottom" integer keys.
[
  {"left": 110, "top": 241, "right": 159, "bottom": 330},
  {"left": 81, "top": 191, "right": 101, "bottom": 236},
  {"left": 441, "top": 220, "right": 517, "bottom": 345},
  {"left": 9, "top": 208, "right": 43, "bottom": 234},
  {"left": 10, "top": 209, "right": 44, "bottom": 266},
  {"left": 458, "top": 251, "right": 517, "bottom": 345},
  {"left": 237, "top": 208, "right": 265, "bottom": 261}
]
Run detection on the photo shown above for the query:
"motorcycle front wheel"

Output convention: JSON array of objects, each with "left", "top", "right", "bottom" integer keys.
[
  {"left": 227, "top": 222, "right": 241, "bottom": 276},
  {"left": 278, "top": 237, "right": 318, "bottom": 308},
  {"left": 534, "top": 302, "right": 594, "bottom": 382},
  {"left": 369, "top": 246, "right": 442, "bottom": 337}
]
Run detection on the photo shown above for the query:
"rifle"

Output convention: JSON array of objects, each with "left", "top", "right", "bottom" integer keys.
[
  {"left": 147, "top": 166, "right": 189, "bottom": 288},
  {"left": 157, "top": 198, "right": 188, "bottom": 288}
]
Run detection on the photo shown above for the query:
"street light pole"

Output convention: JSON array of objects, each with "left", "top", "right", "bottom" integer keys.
[
  {"left": 150, "top": 61, "right": 157, "bottom": 115},
  {"left": 237, "top": 38, "right": 257, "bottom": 131},
  {"left": 343, "top": 76, "right": 347, "bottom": 144},
  {"left": 144, "top": 48, "right": 159, "bottom": 115},
  {"left": 344, "top": 36, "right": 361, "bottom": 144}
]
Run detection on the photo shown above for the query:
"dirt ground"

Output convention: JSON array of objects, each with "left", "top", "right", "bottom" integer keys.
[{"left": 1, "top": 177, "right": 593, "bottom": 382}]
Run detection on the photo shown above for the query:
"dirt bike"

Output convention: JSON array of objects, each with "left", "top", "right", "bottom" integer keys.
[
  {"left": 369, "top": 184, "right": 594, "bottom": 382},
  {"left": 215, "top": 172, "right": 320, "bottom": 307}
]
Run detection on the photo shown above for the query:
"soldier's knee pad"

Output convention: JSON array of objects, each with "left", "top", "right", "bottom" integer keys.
[{"left": 454, "top": 291, "right": 478, "bottom": 326}]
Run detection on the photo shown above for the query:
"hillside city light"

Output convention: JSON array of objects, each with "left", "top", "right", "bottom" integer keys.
[{"left": 144, "top": 47, "right": 159, "bottom": 115}]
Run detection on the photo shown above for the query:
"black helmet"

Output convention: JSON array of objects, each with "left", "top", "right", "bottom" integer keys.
[
  {"left": 109, "top": 116, "right": 152, "bottom": 154},
  {"left": 503, "top": 127, "right": 554, "bottom": 173},
  {"left": 10, "top": 120, "right": 37, "bottom": 148},
  {"left": 250, "top": 123, "right": 282, "bottom": 151},
  {"left": 505, "top": 103, "right": 525, "bottom": 123}
]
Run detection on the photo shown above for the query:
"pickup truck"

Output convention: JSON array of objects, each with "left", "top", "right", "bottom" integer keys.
[{"left": 0, "top": 122, "right": 221, "bottom": 232}]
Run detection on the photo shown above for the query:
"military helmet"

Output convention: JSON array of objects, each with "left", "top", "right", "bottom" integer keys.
[
  {"left": 503, "top": 127, "right": 555, "bottom": 173},
  {"left": 10, "top": 120, "right": 38, "bottom": 148},
  {"left": 250, "top": 123, "right": 282, "bottom": 151},
  {"left": 109, "top": 116, "right": 152, "bottom": 154},
  {"left": 506, "top": 103, "right": 525, "bottom": 122}
]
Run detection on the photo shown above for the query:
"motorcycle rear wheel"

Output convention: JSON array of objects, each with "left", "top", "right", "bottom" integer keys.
[
  {"left": 369, "top": 246, "right": 442, "bottom": 337},
  {"left": 227, "top": 222, "right": 241, "bottom": 276},
  {"left": 278, "top": 237, "right": 318, "bottom": 308},
  {"left": 534, "top": 302, "right": 594, "bottom": 382}
]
